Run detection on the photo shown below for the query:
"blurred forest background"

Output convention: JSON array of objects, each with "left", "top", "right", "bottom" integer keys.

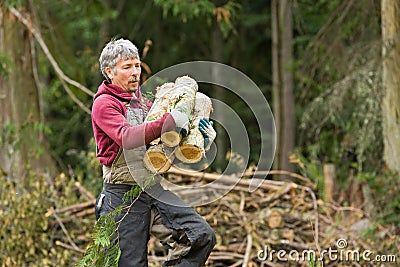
[{"left": 0, "top": 0, "right": 399, "bottom": 266}]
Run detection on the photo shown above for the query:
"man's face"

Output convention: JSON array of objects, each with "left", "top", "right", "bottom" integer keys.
[{"left": 106, "top": 57, "right": 141, "bottom": 94}]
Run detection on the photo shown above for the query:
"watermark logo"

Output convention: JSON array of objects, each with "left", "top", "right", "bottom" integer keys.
[
  {"left": 257, "top": 238, "right": 397, "bottom": 264},
  {"left": 336, "top": 238, "right": 347, "bottom": 249},
  {"left": 125, "top": 61, "right": 276, "bottom": 207}
]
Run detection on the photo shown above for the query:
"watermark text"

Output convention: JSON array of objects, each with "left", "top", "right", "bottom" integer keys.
[{"left": 257, "top": 239, "right": 397, "bottom": 264}]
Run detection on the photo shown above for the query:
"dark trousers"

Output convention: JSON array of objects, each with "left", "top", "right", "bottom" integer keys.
[{"left": 95, "top": 183, "right": 216, "bottom": 267}]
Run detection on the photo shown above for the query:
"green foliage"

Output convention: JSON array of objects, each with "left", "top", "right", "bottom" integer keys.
[
  {"left": 293, "top": 151, "right": 400, "bottom": 226},
  {"left": 67, "top": 138, "right": 103, "bottom": 195},
  {"left": 34, "top": 0, "right": 110, "bottom": 84},
  {"left": 358, "top": 171, "right": 400, "bottom": 225},
  {"left": 355, "top": 172, "right": 400, "bottom": 262},
  {"left": 214, "top": 1, "right": 241, "bottom": 37},
  {"left": 4, "top": 0, "right": 26, "bottom": 8},
  {"left": 1, "top": 123, "right": 18, "bottom": 156},
  {"left": 294, "top": 0, "right": 381, "bottom": 99},
  {"left": 290, "top": 151, "right": 326, "bottom": 196},
  {"left": 299, "top": 61, "right": 383, "bottom": 181},
  {"left": 296, "top": 0, "right": 382, "bottom": 180},
  {"left": 31, "top": 0, "right": 107, "bottom": 174},
  {"left": 0, "top": 52, "right": 13, "bottom": 76},
  {"left": 293, "top": 0, "right": 342, "bottom": 35},
  {"left": 0, "top": 165, "right": 141, "bottom": 267},
  {"left": 152, "top": 0, "right": 241, "bottom": 37},
  {"left": 41, "top": 79, "right": 93, "bottom": 173},
  {"left": 122, "top": 185, "right": 142, "bottom": 203},
  {"left": 77, "top": 208, "right": 121, "bottom": 267},
  {"left": 1, "top": 121, "right": 52, "bottom": 159},
  {"left": 0, "top": 170, "right": 88, "bottom": 266},
  {"left": 153, "top": 0, "right": 215, "bottom": 21},
  {"left": 307, "top": 252, "right": 316, "bottom": 267}
]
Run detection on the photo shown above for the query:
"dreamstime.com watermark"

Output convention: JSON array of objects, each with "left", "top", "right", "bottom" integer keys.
[{"left": 257, "top": 239, "right": 397, "bottom": 264}]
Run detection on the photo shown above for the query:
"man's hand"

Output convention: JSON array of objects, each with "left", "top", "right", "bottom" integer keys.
[
  {"left": 199, "top": 118, "right": 216, "bottom": 150},
  {"left": 170, "top": 109, "right": 189, "bottom": 137}
]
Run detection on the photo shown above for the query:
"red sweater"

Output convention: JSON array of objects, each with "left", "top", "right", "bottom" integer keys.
[{"left": 91, "top": 81, "right": 175, "bottom": 166}]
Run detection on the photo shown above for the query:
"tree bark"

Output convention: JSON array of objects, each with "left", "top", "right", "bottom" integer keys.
[
  {"left": 0, "top": 5, "right": 56, "bottom": 177},
  {"left": 175, "top": 92, "right": 213, "bottom": 163},
  {"left": 323, "top": 164, "right": 337, "bottom": 203},
  {"left": 211, "top": 18, "right": 226, "bottom": 168},
  {"left": 144, "top": 77, "right": 199, "bottom": 173},
  {"left": 271, "top": 0, "right": 295, "bottom": 176},
  {"left": 381, "top": 0, "right": 400, "bottom": 173}
]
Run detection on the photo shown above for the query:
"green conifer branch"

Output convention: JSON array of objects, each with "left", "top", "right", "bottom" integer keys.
[{"left": 76, "top": 186, "right": 143, "bottom": 267}]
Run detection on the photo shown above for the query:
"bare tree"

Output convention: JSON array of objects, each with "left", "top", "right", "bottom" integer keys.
[
  {"left": 381, "top": 0, "right": 400, "bottom": 173},
  {"left": 0, "top": 4, "right": 56, "bottom": 177},
  {"left": 271, "top": 0, "right": 295, "bottom": 175}
]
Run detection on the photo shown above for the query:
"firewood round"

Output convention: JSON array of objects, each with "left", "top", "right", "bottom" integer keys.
[
  {"left": 143, "top": 147, "right": 172, "bottom": 174},
  {"left": 161, "top": 131, "right": 181, "bottom": 147},
  {"left": 175, "top": 144, "right": 202, "bottom": 163}
]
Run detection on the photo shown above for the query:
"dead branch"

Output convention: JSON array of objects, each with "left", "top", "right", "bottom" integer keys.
[
  {"left": 51, "top": 167, "right": 389, "bottom": 266},
  {"left": 53, "top": 211, "right": 82, "bottom": 252},
  {"left": 56, "top": 200, "right": 95, "bottom": 215},
  {"left": 55, "top": 240, "right": 85, "bottom": 254},
  {"left": 75, "top": 181, "right": 95, "bottom": 201}
]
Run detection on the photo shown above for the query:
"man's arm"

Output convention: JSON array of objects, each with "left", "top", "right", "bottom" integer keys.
[{"left": 92, "top": 95, "right": 176, "bottom": 149}]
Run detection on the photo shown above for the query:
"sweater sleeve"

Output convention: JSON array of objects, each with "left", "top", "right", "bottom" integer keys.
[{"left": 92, "top": 95, "right": 176, "bottom": 149}]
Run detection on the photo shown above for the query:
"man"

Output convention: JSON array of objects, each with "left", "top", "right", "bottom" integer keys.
[{"left": 92, "top": 38, "right": 216, "bottom": 266}]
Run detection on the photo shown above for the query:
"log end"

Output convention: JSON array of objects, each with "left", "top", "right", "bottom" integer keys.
[
  {"left": 143, "top": 151, "right": 172, "bottom": 174},
  {"left": 175, "top": 144, "right": 203, "bottom": 163},
  {"left": 161, "top": 131, "right": 181, "bottom": 147},
  {"left": 267, "top": 210, "right": 283, "bottom": 229}
]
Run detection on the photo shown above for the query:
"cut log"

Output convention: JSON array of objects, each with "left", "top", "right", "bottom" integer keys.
[
  {"left": 160, "top": 131, "right": 182, "bottom": 147},
  {"left": 145, "top": 82, "right": 175, "bottom": 122},
  {"left": 175, "top": 92, "right": 213, "bottom": 163},
  {"left": 143, "top": 143, "right": 173, "bottom": 174},
  {"left": 175, "top": 144, "right": 203, "bottom": 164},
  {"left": 160, "top": 76, "right": 198, "bottom": 147},
  {"left": 265, "top": 209, "right": 283, "bottom": 229},
  {"left": 143, "top": 76, "right": 199, "bottom": 172},
  {"left": 143, "top": 83, "right": 175, "bottom": 173},
  {"left": 323, "top": 164, "right": 336, "bottom": 203}
]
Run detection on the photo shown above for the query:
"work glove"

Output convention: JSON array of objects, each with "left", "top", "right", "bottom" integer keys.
[
  {"left": 199, "top": 118, "right": 216, "bottom": 151},
  {"left": 170, "top": 109, "right": 189, "bottom": 137}
]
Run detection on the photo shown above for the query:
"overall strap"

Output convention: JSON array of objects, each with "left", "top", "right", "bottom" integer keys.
[{"left": 102, "top": 98, "right": 150, "bottom": 185}]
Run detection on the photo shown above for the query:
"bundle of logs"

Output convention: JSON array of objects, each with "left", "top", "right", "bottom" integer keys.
[
  {"left": 143, "top": 76, "right": 213, "bottom": 174},
  {"left": 52, "top": 168, "right": 396, "bottom": 266}
]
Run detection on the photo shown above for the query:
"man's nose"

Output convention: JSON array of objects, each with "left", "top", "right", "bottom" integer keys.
[{"left": 131, "top": 67, "right": 139, "bottom": 76}]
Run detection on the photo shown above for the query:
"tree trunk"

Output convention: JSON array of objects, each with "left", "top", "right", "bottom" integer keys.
[
  {"left": 0, "top": 5, "right": 56, "bottom": 177},
  {"left": 381, "top": 0, "right": 400, "bottom": 173},
  {"left": 271, "top": 0, "right": 281, "bottom": 171},
  {"left": 211, "top": 18, "right": 227, "bottom": 168},
  {"left": 271, "top": 0, "right": 295, "bottom": 176}
]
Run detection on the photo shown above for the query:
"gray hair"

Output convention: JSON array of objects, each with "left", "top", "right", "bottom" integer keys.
[{"left": 99, "top": 38, "right": 140, "bottom": 81}]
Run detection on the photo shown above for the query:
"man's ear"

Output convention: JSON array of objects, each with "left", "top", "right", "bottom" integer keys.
[{"left": 106, "top": 67, "right": 114, "bottom": 80}]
